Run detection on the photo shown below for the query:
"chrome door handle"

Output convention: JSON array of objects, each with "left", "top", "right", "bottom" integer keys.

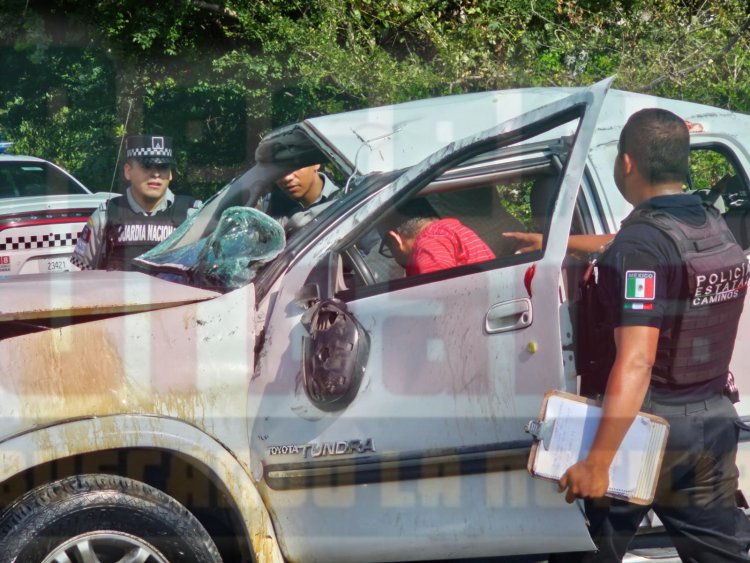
[{"left": 485, "top": 298, "right": 532, "bottom": 334}]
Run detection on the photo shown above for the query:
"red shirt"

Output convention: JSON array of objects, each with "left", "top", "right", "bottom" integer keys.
[{"left": 406, "top": 218, "right": 496, "bottom": 276}]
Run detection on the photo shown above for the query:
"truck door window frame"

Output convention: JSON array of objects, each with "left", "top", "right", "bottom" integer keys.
[
  {"left": 334, "top": 144, "right": 577, "bottom": 302},
  {"left": 689, "top": 141, "right": 750, "bottom": 200},
  {"left": 689, "top": 141, "right": 750, "bottom": 250}
]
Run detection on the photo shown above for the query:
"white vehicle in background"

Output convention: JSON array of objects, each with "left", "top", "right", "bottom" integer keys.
[{"left": 0, "top": 153, "right": 114, "bottom": 275}]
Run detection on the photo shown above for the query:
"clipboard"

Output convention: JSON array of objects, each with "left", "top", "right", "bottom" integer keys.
[{"left": 525, "top": 389, "right": 669, "bottom": 505}]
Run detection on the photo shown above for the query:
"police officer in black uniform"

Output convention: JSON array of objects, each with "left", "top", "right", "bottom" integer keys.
[
  {"left": 559, "top": 108, "right": 750, "bottom": 561},
  {"left": 71, "top": 134, "right": 200, "bottom": 271}
]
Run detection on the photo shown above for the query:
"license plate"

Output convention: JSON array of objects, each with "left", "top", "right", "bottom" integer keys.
[{"left": 43, "top": 257, "right": 71, "bottom": 272}]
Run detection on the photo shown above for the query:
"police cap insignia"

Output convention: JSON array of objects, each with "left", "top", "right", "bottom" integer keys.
[{"left": 125, "top": 134, "right": 174, "bottom": 166}]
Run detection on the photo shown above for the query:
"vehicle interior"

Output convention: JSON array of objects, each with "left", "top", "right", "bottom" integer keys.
[
  {"left": 689, "top": 145, "right": 750, "bottom": 251},
  {"left": 333, "top": 139, "right": 594, "bottom": 302}
]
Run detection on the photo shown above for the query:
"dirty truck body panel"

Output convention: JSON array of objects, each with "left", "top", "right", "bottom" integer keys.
[
  {"left": 0, "top": 283, "right": 285, "bottom": 560},
  {"left": 1, "top": 81, "right": 750, "bottom": 562}
]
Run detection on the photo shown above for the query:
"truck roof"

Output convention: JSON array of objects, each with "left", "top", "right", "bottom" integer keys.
[{"left": 304, "top": 88, "right": 746, "bottom": 175}]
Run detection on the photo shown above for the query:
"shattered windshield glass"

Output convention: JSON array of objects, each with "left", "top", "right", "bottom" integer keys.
[
  {"left": 137, "top": 206, "right": 285, "bottom": 290},
  {"left": 133, "top": 160, "right": 290, "bottom": 289}
]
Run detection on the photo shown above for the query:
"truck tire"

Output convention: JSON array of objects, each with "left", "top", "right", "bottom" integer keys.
[{"left": 0, "top": 473, "right": 222, "bottom": 563}]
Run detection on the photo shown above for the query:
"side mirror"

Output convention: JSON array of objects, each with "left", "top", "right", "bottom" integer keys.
[{"left": 301, "top": 299, "right": 370, "bottom": 412}]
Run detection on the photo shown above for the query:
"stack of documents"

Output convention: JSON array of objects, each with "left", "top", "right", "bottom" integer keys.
[{"left": 527, "top": 390, "right": 669, "bottom": 505}]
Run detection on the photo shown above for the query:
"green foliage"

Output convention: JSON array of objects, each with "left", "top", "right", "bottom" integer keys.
[
  {"left": 497, "top": 181, "right": 534, "bottom": 230},
  {"left": 1, "top": 0, "right": 749, "bottom": 196},
  {"left": 690, "top": 149, "right": 736, "bottom": 191},
  {"left": 0, "top": 37, "right": 117, "bottom": 190}
]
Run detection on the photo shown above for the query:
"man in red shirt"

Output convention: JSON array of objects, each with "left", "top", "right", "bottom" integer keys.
[{"left": 382, "top": 199, "right": 495, "bottom": 276}]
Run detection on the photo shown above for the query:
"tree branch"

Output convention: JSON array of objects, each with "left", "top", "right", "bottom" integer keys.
[
  {"left": 191, "top": 1, "right": 239, "bottom": 21},
  {"left": 377, "top": 0, "right": 444, "bottom": 48},
  {"left": 642, "top": 14, "right": 750, "bottom": 91}
]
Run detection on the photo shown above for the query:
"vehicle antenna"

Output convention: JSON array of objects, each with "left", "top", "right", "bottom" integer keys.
[{"left": 109, "top": 100, "right": 133, "bottom": 194}]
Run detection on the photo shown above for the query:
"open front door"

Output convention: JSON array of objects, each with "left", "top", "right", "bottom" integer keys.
[{"left": 252, "top": 79, "right": 611, "bottom": 563}]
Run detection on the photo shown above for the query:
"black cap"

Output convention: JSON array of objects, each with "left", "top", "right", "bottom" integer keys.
[{"left": 125, "top": 134, "right": 173, "bottom": 165}]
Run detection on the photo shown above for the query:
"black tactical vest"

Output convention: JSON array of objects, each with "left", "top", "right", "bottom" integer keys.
[
  {"left": 102, "top": 194, "right": 195, "bottom": 271},
  {"left": 578, "top": 204, "right": 749, "bottom": 392}
]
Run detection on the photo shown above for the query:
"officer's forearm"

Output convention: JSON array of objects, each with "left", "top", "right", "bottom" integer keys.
[
  {"left": 567, "top": 234, "right": 614, "bottom": 256},
  {"left": 585, "top": 325, "right": 658, "bottom": 470}
]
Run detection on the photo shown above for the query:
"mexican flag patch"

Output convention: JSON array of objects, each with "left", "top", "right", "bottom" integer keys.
[
  {"left": 624, "top": 302, "right": 654, "bottom": 310},
  {"left": 625, "top": 270, "right": 655, "bottom": 300}
]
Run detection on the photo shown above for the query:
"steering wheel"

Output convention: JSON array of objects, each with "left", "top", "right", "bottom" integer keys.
[{"left": 343, "top": 246, "right": 376, "bottom": 286}]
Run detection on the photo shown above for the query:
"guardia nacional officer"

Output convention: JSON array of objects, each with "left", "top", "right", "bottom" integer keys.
[
  {"left": 71, "top": 134, "right": 200, "bottom": 271},
  {"left": 559, "top": 108, "right": 750, "bottom": 561}
]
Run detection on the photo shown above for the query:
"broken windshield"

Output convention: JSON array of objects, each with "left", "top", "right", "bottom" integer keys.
[{"left": 136, "top": 205, "right": 285, "bottom": 290}]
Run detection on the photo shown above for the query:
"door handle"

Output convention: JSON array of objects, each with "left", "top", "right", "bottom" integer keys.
[{"left": 485, "top": 298, "right": 533, "bottom": 334}]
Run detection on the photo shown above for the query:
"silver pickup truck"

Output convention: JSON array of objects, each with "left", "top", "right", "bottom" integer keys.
[{"left": 0, "top": 78, "right": 749, "bottom": 562}]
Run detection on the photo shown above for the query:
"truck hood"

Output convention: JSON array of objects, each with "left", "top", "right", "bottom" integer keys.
[{"left": 0, "top": 270, "right": 221, "bottom": 322}]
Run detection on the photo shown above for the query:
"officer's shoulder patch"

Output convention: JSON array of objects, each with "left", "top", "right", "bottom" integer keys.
[
  {"left": 624, "top": 270, "right": 656, "bottom": 301},
  {"left": 73, "top": 236, "right": 87, "bottom": 255}
]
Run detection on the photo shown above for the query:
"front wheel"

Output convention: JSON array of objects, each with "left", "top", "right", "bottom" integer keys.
[{"left": 0, "top": 474, "right": 222, "bottom": 563}]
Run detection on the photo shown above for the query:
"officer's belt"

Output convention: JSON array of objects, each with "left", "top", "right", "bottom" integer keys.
[{"left": 644, "top": 392, "right": 725, "bottom": 415}]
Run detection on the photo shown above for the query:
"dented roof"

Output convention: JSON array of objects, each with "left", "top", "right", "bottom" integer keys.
[{"left": 300, "top": 88, "right": 743, "bottom": 175}]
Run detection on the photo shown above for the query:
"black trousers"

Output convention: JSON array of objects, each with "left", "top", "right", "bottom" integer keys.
[{"left": 559, "top": 394, "right": 750, "bottom": 562}]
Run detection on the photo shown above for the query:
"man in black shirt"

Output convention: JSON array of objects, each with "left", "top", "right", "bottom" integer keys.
[{"left": 559, "top": 108, "right": 750, "bottom": 561}]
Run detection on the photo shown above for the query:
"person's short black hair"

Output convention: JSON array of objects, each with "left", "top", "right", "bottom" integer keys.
[
  {"left": 381, "top": 198, "right": 438, "bottom": 238},
  {"left": 618, "top": 108, "right": 689, "bottom": 185}
]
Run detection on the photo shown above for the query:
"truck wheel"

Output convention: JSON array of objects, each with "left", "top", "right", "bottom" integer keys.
[{"left": 0, "top": 474, "right": 222, "bottom": 563}]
